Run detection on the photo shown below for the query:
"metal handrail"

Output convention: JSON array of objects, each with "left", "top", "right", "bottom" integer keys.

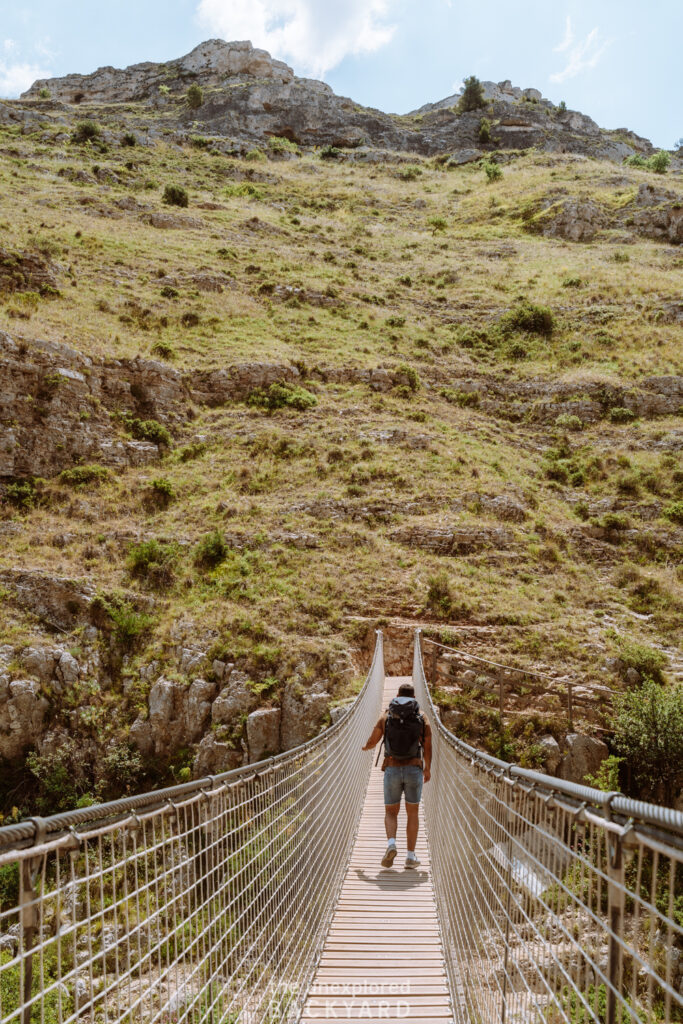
[{"left": 413, "top": 628, "right": 683, "bottom": 1024}]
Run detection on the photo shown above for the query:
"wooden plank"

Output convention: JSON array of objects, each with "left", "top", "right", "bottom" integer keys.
[{"left": 300, "top": 675, "right": 453, "bottom": 1023}]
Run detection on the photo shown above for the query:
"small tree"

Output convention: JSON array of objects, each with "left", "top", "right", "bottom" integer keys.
[
  {"left": 162, "top": 184, "right": 188, "bottom": 208},
  {"left": 647, "top": 150, "right": 671, "bottom": 174},
  {"left": 612, "top": 679, "right": 683, "bottom": 804},
  {"left": 458, "top": 75, "right": 486, "bottom": 113},
  {"left": 187, "top": 83, "right": 203, "bottom": 110}
]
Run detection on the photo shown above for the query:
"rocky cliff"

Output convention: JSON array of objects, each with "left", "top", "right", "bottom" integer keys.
[{"left": 18, "top": 39, "right": 657, "bottom": 162}]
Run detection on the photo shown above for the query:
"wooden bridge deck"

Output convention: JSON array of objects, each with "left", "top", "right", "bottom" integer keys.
[{"left": 301, "top": 676, "right": 453, "bottom": 1023}]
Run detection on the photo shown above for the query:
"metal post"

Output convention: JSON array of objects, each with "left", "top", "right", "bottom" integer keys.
[
  {"left": 606, "top": 827, "right": 625, "bottom": 1024},
  {"left": 499, "top": 675, "right": 504, "bottom": 724}
]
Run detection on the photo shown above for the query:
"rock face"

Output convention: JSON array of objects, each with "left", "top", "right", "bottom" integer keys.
[
  {"left": 22, "top": 40, "right": 294, "bottom": 104},
  {"left": 0, "top": 678, "right": 49, "bottom": 760},
  {"left": 247, "top": 708, "right": 281, "bottom": 762},
  {"left": 19, "top": 43, "right": 656, "bottom": 161},
  {"left": 0, "top": 247, "right": 61, "bottom": 295},
  {"left": 557, "top": 733, "right": 609, "bottom": 785}
]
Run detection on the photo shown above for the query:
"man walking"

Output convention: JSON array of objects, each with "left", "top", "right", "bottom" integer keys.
[{"left": 362, "top": 682, "right": 432, "bottom": 869}]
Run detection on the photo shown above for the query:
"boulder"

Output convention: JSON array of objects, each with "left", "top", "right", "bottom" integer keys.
[
  {"left": 557, "top": 733, "right": 608, "bottom": 785},
  {"left": 129, "top": 716, "right": 154, "bottom": 757},
  {"left": 538, "top": 735, "right": 562, "bottom": 775},
  {"left": 246, "top": 708, "right": 281, "bottom": 762},
  {"left": 540, "top": 199, "right": 606, "bottom": 242},
  {"left": 193, "top": 734, "right": 243, "bottom": 778},
  {"left": 185, "top": 678, "right": 217, "bottom": 741},
  {"left": 211, "top": 671, "right": 258, "bottom": 725},
  {"left": 21, "top": 646, "right": 58, "bottom": 684},
  {"left": 0, "top": 679, "right": 49, "bottom": 760},
  {"left": 280, "top": 684, "right": 330, "bottom": 751},
  {"left": 148, "top": 677, "right": 186, "bottom": 755}
]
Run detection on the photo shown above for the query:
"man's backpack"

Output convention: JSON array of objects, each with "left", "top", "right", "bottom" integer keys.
[{"left": 379, "top": 696, "right": 425, "bottom": 763}]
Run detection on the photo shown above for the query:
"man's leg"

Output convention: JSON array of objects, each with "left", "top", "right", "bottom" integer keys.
[
  {"left": 406, "top": 803, "right": 419, "bottom": 852},
  {"left": 385, "top": 803, "right": 400, "bottom": 841}
]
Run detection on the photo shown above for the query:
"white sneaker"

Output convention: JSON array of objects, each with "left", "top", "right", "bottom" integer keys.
[
  {"left": 381, "top": 846, "right": 397, "bottom": 868},
  {"left": 405, "top": 855, "right": 421, "bottom": 869}
]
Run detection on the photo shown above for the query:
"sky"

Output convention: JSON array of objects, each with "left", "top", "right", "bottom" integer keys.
[{"left": 0, "top": 0, "right": 680, "bottom": 148}]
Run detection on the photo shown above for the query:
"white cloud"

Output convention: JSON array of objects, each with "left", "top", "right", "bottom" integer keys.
[
  {"left": 196, "top": 0, "right": 397, "bottom": 78},
  {"left": 550, "top": 24, "right": 611, "bottom": 83},
  {"left": 553, "top": 16, "right": 574, "bottom": 54},
  {"left": 450, "top": 80, "right": 464, "bottom": 95},
  {"left": 4, "top": 39, "right": 18, "bottom": 53},
  {"left": 0, "top": 60, "right": 52, "bottom": 97}
]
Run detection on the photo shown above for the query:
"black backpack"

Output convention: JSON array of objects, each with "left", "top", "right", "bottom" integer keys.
[{"left": 377, "top": 696, "right": 425, "bottom": 764}]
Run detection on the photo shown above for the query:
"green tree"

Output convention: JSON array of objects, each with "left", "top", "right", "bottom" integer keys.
[
  {"left": 458, "top": 75, "right": 486, "bottom": 113},
  {"left": 612, "top": 679, "right": 683, "bottom": 804},
  {"left": 187, "top": 83, "right": 203, "bottom": 109}
]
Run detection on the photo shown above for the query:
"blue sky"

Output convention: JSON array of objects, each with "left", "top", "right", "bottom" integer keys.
[{"left": 0, "top": 0, "right": 680, "bottom": 148}]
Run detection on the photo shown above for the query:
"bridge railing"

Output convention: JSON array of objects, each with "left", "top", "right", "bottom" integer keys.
[
  {"left": 0, "top": 632, "right": 384, "bottom": 1024},
  {"left": 413, "top": 629, "right": 683, "bottom": 1024}
]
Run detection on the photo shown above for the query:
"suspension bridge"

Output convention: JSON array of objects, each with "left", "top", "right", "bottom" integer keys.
[{"left": 0, "top": 631, "right": 681, "bottom": 1024}]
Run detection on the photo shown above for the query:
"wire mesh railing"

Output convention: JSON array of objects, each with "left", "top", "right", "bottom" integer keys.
[
  {"left": 413, "top": 629, "right": 683, "bottom": 1024},
  {"left": 0, "top": 632, "right": 385, "bottom": 1024}
]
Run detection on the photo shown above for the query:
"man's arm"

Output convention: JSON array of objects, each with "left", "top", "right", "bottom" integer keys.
[
  {"left": 362, "top": 717, "right": 384, "bottom": 751},
  {"left": 423, "top": 722, "right": 432, "bottom": 782}
]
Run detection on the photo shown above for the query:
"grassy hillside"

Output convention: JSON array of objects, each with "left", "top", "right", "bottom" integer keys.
[{"left": 0, "top": 107, "right": 681, "bottom": 813}]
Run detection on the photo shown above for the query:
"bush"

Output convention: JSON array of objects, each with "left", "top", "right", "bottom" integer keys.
[
  {"left": 625, "top": 154, "right": 647, "bottom": 168},
  {"left": 247, "top": 381, "right": 318, "bottom": 412},
  {"left": 59, "top": 464, "right": 110, "bottom": 487},
  {"left": 608, "top": 406, "right": 636, "bottom": 424},
  {"left": 397, "top": 165, "right": 423, "bottom": 181},
  {"left": 440, "top": 388, "right": 479, "bottom": 407},
  {"left": 121, "top": 132, "right": 137, "bottom": 147},
  {"left": 245, "top": 148, "right": 266, "bottom": 162},
  {"left": 162, "top": 184, "right": 188, "bottom": 208},
  {"left": 482, "top": 160, "right": 502, "bottom": 182},
  {"left": 428, "top": 215, "right": 447, "bottom": 232},
  {"left": 500, "top": 300, "right": 554, "bottom": 336},
  {"left": 613, "top": 679, "right": 683, "bottom": 803},
  {"left": 4, "top": 479, "right": 37, "bottom": 509},
  {"left": 38, "top": 86, "right": 50, "bottom": 99},
  {"left": 648, "top": 150, "right": 671, "bottom": 173},
  {"left": 319, "top": 145, "right": 341, "bottom": 160},
  {"left": 555, "top": 413, "right": 583, "bottom": 431},
  {"left": 195, "top": 530, "right": 229, "bottom": 569},
  {"left": 186, "top": 83, "right": 203, "bottom": 109},
  {"left": 124, "top": 416, "right": 173, "bottom": 447},
  {"left": 478, "top": 118, "right": 491, "bottom": 143},
  {"left": 397, "top": 364, "right": 420, "bottom": 392},
  {"left": 151, "top": 340, "right": 176, "bottom": 359},
  {"left": 145, "top": 477, "right": 175, "bottom": 508},
  {"left": 662, "top": 500, "right": 683, "bottom": 524},
  {"left": 127, "top": 539, "right": 177, "bottom": 589},
  {"left": 617, "top": 639, "right": 667, "bottom": 684},
  {"left": 267, "top": 135, "right": 298, "bottom": 155},
  {"left": 426, "top": 572, "right": 453, "bottom": 617},
  {"left": 71, "top": 120, "right": 102, "bottom": 144},
  {"left": 457, "top": 75, "right": 486, "bottom": 113},
  {"left": 105, "top": 600, "right": 155, "bottom": 648}
]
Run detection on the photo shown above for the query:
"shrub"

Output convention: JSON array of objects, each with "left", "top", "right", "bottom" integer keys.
[
  {"left": 225, "top": 182, "right": 264, "bottom": 199},
  {"left": 397, "top": 364, "right": 420, "bottom": 392},
  {"left": 319, "top": 145, "right": 341, "bottom": 160},
  {"left": 625, "top": 154, "right": 647, "bottom": 168},
  {"left": 5, "top": 479, "right": 37, "bottom": 509},
  {"left": 457, "top": 75, "right": 486, "bottom": 113},
  {"left": 38, "top": 86, "right": 50, "bottom": 99},
  {"left": 555, "top": 413, "right": 583, "bottom": 431},
  {"left": 121, "top": 132, "right": 137, "bottom": 147},
  {"left": 146, "top": 477, "right": 175, "bottom": 508},
  {"left": 440, "top": 388, "right": 479, "bottom": 407},
  {"left": 426, "top": 572, "right": 453, "bottom": 617},
  {"left": 59, "top": 464, "right": 110, "bottom": 487},
  {"left": 428, "top": 215, "right": 447, "bottom": 232},
  {"left": 127, "top": 539, "right": 177, "bottom": 588},
  {"left": 617, "top": 639, "right": 667, "bottom": 684},
  {"left": 105, "top": 600, "right": 155, "bottom": 648},
  {"left": 71, "top": 120, "right": 102, "bottom": 144},
  {"left": 608, "top": 406, "right": 636, "bottom": 424},
  {"left": 558, "top": 100, "right": 567, "bottom": 112},
  {"left": 162, "top": 184, "right": 188, "bottom": 208},
  {"left": 482, "top": 160, "right": 502, "bottom": 182},
  {"left": 151, "top": 340, "right": 176, "bottom": 359},
  {"left": 397, "top": 165, "right": 423, "bottom": 181},
  {"left": 186, "top": 83, "right": 203, "bottom": 109},
  {"left": 500, "top": 300, "right": 554, "bottom": 336},
  {"left": 124, "top": 417, "right": 173, "bottom": 447},
  {"left": 180, "top": 311, "right": 200, "bottom": 328},
  {"left": 247, "top": 381, "right": 318, "bottom": 412},
  {"left": 613, "top": 679, "right": 683, "bottom": 803},
  {"left": 648, "top": 150, "right": 671, "bottom": 174},
  {"left": 662, "top": 500, "right": 683, "bottom": 524},
  {"left": 478, "top": 118, "right": 491, "bottom": 143},
  {"left": 267, "top": 135, "right": 298, "bottom": 155},
  {"left": 245, "top": 148, "right": 266, "bottom": 162},
  {"left": 562, "top": 275, "right": 582, "bottom": 288},
  {"left": 195, "top": 530, "right": 229, "bottom": 569}
]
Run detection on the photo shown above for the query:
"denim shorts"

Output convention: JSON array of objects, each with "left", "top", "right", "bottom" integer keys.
[{"left": 383, "top": 765, "right": 423, "bottom": 806}]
